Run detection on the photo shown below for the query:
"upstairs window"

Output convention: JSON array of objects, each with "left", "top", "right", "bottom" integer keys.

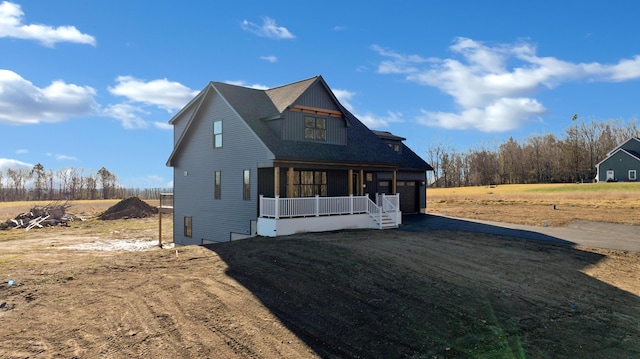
[
  {"left": 213, "top": 120, "right": 223, "bottom": 148},
  {"left": 304, "top": 116, "right": 326, "bottom": 141}
]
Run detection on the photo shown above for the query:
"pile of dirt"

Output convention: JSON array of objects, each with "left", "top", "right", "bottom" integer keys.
[{"left": 98, "top": 197, "right": 158, "bottom": 220}]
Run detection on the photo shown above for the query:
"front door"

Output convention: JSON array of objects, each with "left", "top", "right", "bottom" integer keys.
[
  {"left": 352, "top": 172, "right": 359, "bottom": 195},
  {"left": 606, "top": 170, "right": 615, "bottom": 181}
]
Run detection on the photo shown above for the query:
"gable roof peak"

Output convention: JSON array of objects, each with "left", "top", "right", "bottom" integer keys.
[{"left": 265, "top": 76, "right": 322, "bottom": 113}]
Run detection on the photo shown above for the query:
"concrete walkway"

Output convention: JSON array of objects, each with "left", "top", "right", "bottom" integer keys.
[{"left": 401, "top": 214, "right": 640, "bottom": 252}]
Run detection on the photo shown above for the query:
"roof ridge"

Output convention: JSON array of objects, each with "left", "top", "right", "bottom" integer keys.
[{"left": 265, "top": 75, "right": 320, "bottom": 91}]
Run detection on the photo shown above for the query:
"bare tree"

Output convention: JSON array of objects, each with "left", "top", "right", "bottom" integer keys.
[
  {"left": 499, "top": 137, "right": 525, "bottom": 184},
  {"left": 86, "top": 171, "right": 98, "bottom": 200},
  {"left": 0, "top": 170, "right": 4, "bottom": 201},
  {"left": 97, "top": 167, "right": 117, "bottom": 199},
  {"left": 426, "top": 141, "right": 452, "bottom": 187},
  {"left": 31, "top": 163, "right": 47, "bottom": 200}
]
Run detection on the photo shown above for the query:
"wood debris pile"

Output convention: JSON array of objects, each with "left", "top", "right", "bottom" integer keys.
[{"left": 0, "top": 202, "right": 82, "bottom": 231}]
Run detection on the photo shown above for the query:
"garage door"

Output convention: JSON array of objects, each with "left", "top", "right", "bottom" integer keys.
[{"left": 397, "top": 181, "right": 418, "bottom": 213}]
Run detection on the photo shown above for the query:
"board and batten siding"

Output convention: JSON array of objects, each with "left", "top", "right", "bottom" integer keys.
[
  {"left": 173, "top": 89, "right": 273, "bottom": 244},
  {"left": 281, "top": 111, "right": 347, "bottom": 145},
  {"left": 280, "top": 81, "right": 348, "bottom": 144},
  {"left": 296, "top": 81, "right": 342, "bottom": 111}
]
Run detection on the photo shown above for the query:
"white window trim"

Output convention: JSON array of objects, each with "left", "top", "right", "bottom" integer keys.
[{"left": 629, "top": 170, "right": 637, "bottom": 181}]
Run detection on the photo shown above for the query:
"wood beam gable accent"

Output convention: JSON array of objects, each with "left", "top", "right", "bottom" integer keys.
[
  {"left": 274, "top": 159, "right": 398, "bottom": 170},
  {"left": 290, "top": 105, "right": 343, "bottom": 118}
]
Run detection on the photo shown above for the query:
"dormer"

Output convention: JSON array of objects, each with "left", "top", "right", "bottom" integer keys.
[
  {"left": 373, "top": 130, "right": 405, "bottom": 154},
  {"left": 265, "top": 76, "right": 349, "bottom": 145}
]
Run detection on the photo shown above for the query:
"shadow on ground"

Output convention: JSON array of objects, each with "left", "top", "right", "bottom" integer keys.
[
  {"left": 206, "top": 215, "right": 640, "bottom": 358},
  {"left": 401, "top": 214, "right": 574, "bottom": 245}
]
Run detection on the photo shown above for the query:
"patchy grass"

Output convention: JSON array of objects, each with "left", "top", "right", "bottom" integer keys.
[
  {"left": 427, "top": 183, "right": 640, "bottom": 227},
  {"left": 0, "top": 199, "right": 169, "bottom": 243}
]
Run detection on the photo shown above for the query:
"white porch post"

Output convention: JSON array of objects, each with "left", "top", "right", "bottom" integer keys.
[
  {"left": 259, "top": 195, "right": 263, "bottom": 217},
  {"left": 275, "top": 195, "right": 280, "bottom": 219},
  {"left": 315, "top": 195, "right": 320, "bottom": 217}
]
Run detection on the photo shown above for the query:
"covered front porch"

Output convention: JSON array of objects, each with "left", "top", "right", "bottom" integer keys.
[{"left": 257, "top": 193, "right": 400, "bottom": 237}]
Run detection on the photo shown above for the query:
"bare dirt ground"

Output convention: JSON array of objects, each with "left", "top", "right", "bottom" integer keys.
[{"left": 1, "top": 199, "right": 639, "bottom": 358}]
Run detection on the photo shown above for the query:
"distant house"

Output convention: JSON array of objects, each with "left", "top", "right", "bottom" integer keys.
[
  {"left": 595, "top": 137, "right": 640, "bottom": 182},
  {"left": 166, "top": 76, "right": 433, "bottom": 245}
]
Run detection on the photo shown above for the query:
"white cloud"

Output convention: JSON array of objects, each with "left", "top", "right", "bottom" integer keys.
[
  {"left": 104, "top": 76, "right": 200, "bottom": 129},
  {"left": 371, "top": 44, "right": 432, "bottom": 74},
  {"left": 224, "top": 80, "right": 269, "bottom": 90},
  {"left": 260, "top": 55, "right": 278, "bottom": 63},
  {"left": 108, "top": 76, "right": 198, "bottom": 112},
  {"left": 0, "top": 69, "right": 98, "bottom": 125},
  {"left": 47, "top": 152, "right": 78, "bottom": 161},
  {"left": 103, "top": 103, "right": 149, "bottom": 129},
  {"left": 374, "top": 37, "right": 640, "bottom": 132},
  {"left": 0, "top": 158, "right": 32, "bottom": 172},
  {"left": 153, "top": 121, "right": 172, "bottom": 130},
  {"left": 0, "top": 1, "right": 95, "bottom": 47},
  {"left": 15, "top": 149, "right": 27, "bottom": 154},
  {"left": 333, "top": 88, "right": 403, "bottom": 129},
  {"left": 358, "top": 111, "right": 404, "bottom": 129},
  {"left": 241, "top": 17, "right": 295, "bottom": 39},
  {"left": 418, "top": 98, "right": 546, "bottom": 132},
  {"left": 332, "top": 89, "right": 356, "bottom": 111}
]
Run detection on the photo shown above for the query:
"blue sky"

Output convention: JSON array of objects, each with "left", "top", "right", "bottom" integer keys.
[{"left": 2, "top": 1, "right": 640, "bottom": 188}]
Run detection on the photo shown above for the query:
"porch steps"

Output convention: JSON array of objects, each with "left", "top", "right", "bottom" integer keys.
[{"left": 372, "top": 212, "right": 398, "bottom": 229}]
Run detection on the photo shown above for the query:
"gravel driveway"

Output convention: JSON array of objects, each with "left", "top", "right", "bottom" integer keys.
[{"left": 401, "top": 214, "right": 640, "bottom": 252}]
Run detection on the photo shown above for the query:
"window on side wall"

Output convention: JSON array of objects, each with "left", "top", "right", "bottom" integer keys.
[
  {"left": 184, "top": 216, "right": 192, "bottom": 237},
  {"left": 630, "top": 170, "right": 637, "bottom": 181},
  {"left": 304, "top": 116, "right": 326, "bottom": 141},
  {"left": 213, "top": 120, "right": 222, "bottom": 148},
  {"left": 214, "top": 171, "right": 221, "bottom": 199},
  {"left": 243, "top": 169, "right": 250, "bottom": 200}
]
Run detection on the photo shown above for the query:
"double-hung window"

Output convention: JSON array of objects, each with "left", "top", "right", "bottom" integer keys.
[
  {"left": 630, "top": 170, "right": 637, "bottom": 181},
  {"left": 304, "top": 116, "right": 326, "bottom": 141},
  {"left": 213, "top": 120, "right": 222, "bottom": 148}
]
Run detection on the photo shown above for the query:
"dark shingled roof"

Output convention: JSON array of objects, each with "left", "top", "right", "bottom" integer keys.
[{"left": 171, "top": 76, "right": 432, "bottom": 171}]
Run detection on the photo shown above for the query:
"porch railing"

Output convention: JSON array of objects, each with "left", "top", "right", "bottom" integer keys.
[
  {"left": 259, "top": 194, "right": 400, "bottom": 228},
  {"left": 160, "top": 192, "right": 173, "bottom": 210},
  {"left": 259, "top": 195, "right": 369, "bottom": 218}
]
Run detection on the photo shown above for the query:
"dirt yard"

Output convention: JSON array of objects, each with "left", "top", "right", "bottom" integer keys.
[{"left": 1, "top": 199, "right": 639, "bottom": 358}]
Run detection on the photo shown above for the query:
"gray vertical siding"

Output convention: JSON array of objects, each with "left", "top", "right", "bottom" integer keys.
[
  {"left": 282, "top": 111, "right": 347, "bottom": 144},
  {"left": 280, "top": 81, "right": 348, "bottom": 144},
  {"left": 172, "top": 89, "right": 273, "bottom": 244},
  {"left": 296, "top": 82, "right": 342, "bottom": 111}
]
